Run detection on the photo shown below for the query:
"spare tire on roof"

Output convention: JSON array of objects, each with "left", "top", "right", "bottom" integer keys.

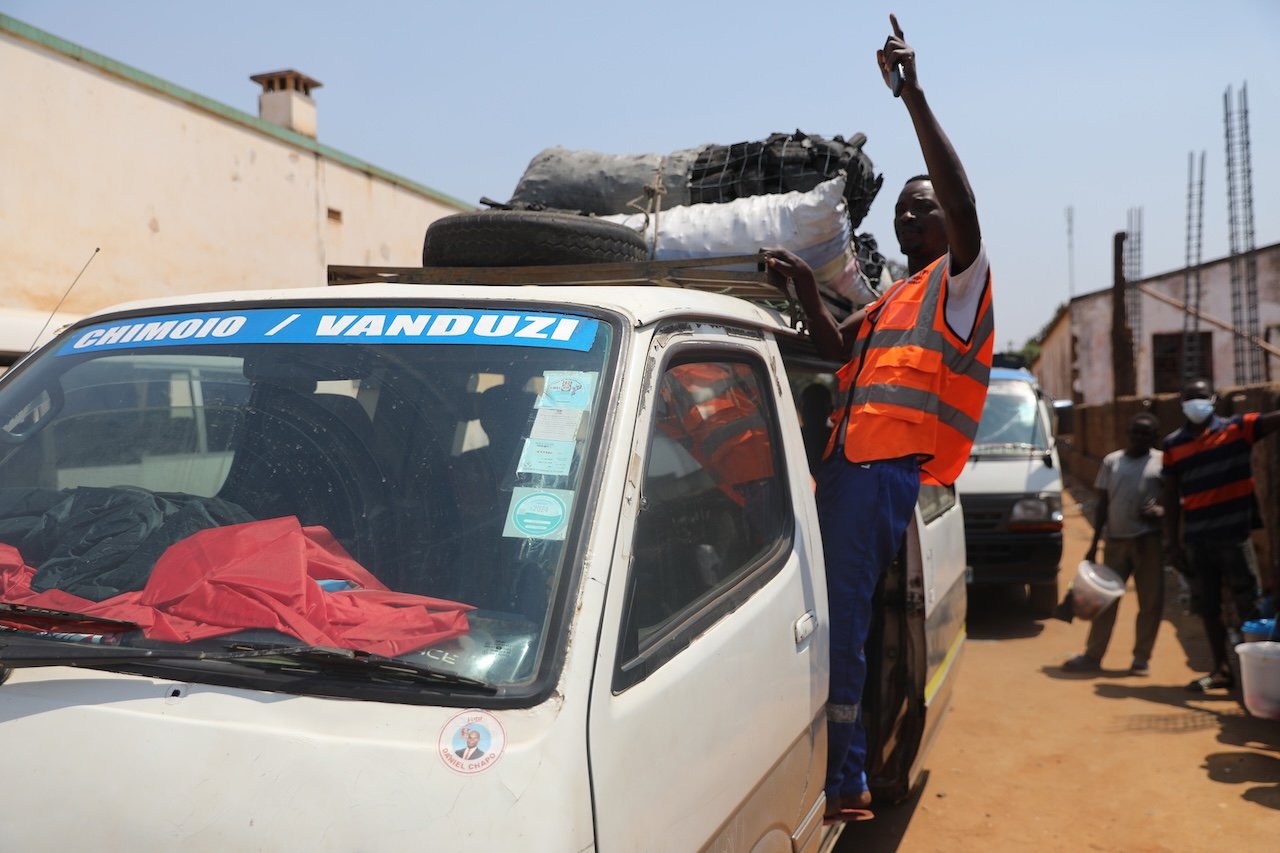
[{"left": 422, "top": 210, "right": 648, "bottom": 267}]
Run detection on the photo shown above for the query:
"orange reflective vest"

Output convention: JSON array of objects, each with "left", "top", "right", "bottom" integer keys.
[
  {"left": 659, "top": 363, "right": 774, "bottom": 504},
  {"left": 827, "top": 255, "right": 994, "bottom": 485}
]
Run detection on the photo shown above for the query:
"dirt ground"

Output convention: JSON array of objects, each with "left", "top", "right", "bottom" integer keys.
[{"left": 837, "top": 484, "right": 1279, "bottom": 853}]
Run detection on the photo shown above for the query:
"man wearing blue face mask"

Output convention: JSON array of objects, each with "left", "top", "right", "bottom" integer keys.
[{"left": 1162, "top": 377, "right": 1280, "bottom": 692}]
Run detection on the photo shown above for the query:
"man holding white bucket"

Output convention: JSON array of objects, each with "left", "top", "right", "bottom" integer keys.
[{"left": 1063, "top": 412, "right": 1165, "bottom": 675}]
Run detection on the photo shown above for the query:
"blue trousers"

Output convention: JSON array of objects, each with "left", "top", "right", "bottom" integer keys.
[{"left": 816, "top": 454, "right": 920, "bottom": 799}]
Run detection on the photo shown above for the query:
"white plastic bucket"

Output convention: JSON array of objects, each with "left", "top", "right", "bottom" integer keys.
[
  {"left": 1235, "top": 641, "right": 1280, "bottom": 720},
  {"left": 1069, "top": 560, "right": 1125, "bottom": 620}
]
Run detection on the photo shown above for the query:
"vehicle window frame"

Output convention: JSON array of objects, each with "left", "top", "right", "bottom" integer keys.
[
  {"left": 612, "top": 344, "right": 795, "bottom": 693},
  {"left": 0, "top": 298, "right": 629, "bottom": 710}
]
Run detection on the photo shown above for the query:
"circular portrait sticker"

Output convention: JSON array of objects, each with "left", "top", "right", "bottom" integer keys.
[{"left": 439, "top": 709, "right": 506, "bottom": 775}]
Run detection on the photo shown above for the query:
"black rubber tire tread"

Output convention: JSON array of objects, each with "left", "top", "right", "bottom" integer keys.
[{"left": 423, "top": 210, "right": 648, "bottom": 267}]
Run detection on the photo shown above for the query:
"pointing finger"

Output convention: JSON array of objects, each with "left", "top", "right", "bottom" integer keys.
[{"left": 890, "top": 13, "right": 904, "bottom": 39}]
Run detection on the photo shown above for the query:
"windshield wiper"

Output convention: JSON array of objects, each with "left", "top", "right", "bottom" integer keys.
[
  {"left": 972, "top": 442, "right": 1039, "bottom": 453},
  {"left": 0, "top": 634, "right": 494, "bottom": 691},
  {"left": 222, "top": 642, "right": 496, "bottom": 691},
  {"left": 0, "top": 631, "right": 209, "bottom": 665},
  {"left": 0, "top": 601, "right": 137, "bottom": 629}
]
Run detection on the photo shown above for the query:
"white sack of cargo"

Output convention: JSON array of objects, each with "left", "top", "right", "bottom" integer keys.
[{"left": 602, "top": 175, "right": 880, "bottom": 307}]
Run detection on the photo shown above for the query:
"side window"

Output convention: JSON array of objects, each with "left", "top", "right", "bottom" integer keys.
[{"left": 617, "top": 356, "right": 791, "bottom": 685}]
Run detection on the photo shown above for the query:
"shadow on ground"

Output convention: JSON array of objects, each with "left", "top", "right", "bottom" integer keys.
[
  {"left": 1040, "top": 665, "right": 1149, "bottom": 681},
  {"left": 965, "top": 584, "right": 1046, "bottom": 640},
  {"left": 1204, "top": 751, "right": 1280, "bottom": 808},
  {"left": 832, "top": 770, "right": 928, "bottom": 853},
  {"left": 1089, "top": 679, "right": 1280, "bottom": 810}
]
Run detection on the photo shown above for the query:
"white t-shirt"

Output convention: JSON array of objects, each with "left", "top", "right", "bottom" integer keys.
[
  {"left": 942, "top": 242, "right": 990, "bottom": 341},
  {"left": 1094, "top": 447, "right": 1164, "bottom": 539}
]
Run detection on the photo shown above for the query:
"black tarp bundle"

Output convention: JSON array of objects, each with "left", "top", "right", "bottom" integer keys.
[
  {"left": 506, "top": 130, "right": 882, "bottom": 230},
  {"left": 0, "top": 487, "right": 253, "bottom": 601},
  {"left": 503, "top": 131, "right": 889, "bottom": 285},
  {"left": 687, "top": 131, "right": 882, "bottom": 229}
]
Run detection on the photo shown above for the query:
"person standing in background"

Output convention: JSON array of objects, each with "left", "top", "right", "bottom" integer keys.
[
  {"left": 1163, "top": 379, "right": 1280, "bottom": 692},
  {"left": 1062, "top": 412, "right": 1165, "bottom": 675}
]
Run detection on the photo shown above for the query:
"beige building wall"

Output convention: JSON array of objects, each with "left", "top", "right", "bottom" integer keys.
[
  {"left": 1071, "top": 295, "right": 1115, "bottom": 404},
  {"left": 0, "top": 16, "right": 469, "bottom": 354},
  {"left": 1135, "top": 248, "right": 1280, "bottom": 392},
  {"left": 1063, "top": 242, "right": 1280, "bottom": 404},
  {"left": 1032, "top": 308, "right": 1073, "bottom": 403}
]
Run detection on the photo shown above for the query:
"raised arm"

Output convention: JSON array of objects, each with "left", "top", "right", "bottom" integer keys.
[{"left": 878, "top": 14, "right": 981, "bottom": 273}]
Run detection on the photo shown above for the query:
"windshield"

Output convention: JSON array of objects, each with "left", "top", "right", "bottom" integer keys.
[
  {"left": 0, "top": 305, "right": 613, "bottom": 699},
  {"left": 971, "top": 379, "right": 1049, "bottom": 453}
]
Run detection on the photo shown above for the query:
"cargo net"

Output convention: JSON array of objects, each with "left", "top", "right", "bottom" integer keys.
[
  {"left": 688, "top": 131, "right": 883, "bottom": 230},
  {"left": 495, "top": 130, "right": 891, "bottom": 300}
]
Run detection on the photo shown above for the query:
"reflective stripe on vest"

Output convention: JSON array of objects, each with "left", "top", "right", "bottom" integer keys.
[
  {"left": 701, "top": 412, "right": 768, "bottom": 458},
  {"left": 851, "top": 384, "right": 982, "bottom": 439},
  {"left": 833, "top": 256, "right": 994, "bottom": 485}
]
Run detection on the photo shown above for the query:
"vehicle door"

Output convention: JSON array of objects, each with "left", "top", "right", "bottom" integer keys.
[
  {"left": 588, "top": 325, "right": 828, "bottom": 852},
  {"left": 783, "top": 360, "right": 967, "bottom": 803}
]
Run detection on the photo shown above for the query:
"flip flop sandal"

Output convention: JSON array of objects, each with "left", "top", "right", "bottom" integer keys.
[{"left": 822, "top": 808, "right": 875, "bottom": 825}]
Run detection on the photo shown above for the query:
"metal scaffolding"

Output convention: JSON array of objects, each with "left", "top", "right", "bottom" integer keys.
[
  {"left": 1124, "top": 206, "right": 1143, "bottom": 371},
  {"left": 1183, "top": 151, "right": 1205, "bottom": 384},
  {"left": 1224, "top": 83, "right": 1262, "bottom": 383}
]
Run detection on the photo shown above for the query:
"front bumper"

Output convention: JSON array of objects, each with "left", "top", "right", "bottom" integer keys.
[{"left": 964, "top": 530, "right": 1062, "bottom": 585}]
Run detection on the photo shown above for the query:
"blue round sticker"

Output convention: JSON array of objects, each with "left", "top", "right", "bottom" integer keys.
[{"left": 511, "top": 492, "right": 568, "bottom": 537}]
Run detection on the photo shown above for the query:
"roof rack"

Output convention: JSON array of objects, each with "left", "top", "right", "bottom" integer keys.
[
  {"left": 327, "top": 253, "right": 778, "bottom": 296},
  {"left": 326, "top": 253, "right": 854, "bottom": 328}
]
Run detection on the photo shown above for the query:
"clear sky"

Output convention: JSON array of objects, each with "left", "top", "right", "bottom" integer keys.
[{"left": 8, "top": 0, "right": 1280, "bottom": 348}]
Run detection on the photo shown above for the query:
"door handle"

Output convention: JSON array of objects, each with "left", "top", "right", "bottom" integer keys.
[{"left": 794, "top": 611, "right": 817, "bottom": 645}]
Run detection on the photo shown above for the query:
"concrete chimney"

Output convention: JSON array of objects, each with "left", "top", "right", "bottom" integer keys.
[{"left": 250, "top": 70, "right": 322, "bottom": 138}]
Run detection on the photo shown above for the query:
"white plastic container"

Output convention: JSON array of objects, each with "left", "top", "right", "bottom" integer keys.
[
  {"left": 1235, "top": 641, "right": 1280, "bottom": 720},
  {"left": 1069, "top": 560, "right": 1125, "bottom": 620}
]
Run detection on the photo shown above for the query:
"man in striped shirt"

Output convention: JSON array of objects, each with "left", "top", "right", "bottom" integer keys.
[{"left": 1162, "top": 378, "right": 1280, "bottom": 692}]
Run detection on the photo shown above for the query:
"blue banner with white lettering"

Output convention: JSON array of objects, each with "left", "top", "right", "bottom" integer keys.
[{"left": 58, "top": 308, "right": 600, "bottom": 355}]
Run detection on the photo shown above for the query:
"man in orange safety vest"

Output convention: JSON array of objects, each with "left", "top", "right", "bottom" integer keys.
[{"left": 765, "top": 13, "right": 994, "bottom": 823}]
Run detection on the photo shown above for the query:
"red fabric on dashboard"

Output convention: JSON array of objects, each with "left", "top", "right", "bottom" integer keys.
[{"left": 0, "top": 517, "right": 470, "bottom": 655}]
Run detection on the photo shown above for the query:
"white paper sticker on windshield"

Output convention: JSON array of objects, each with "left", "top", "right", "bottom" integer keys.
[
  {"left": 516, "top": 438, "right": 575, "bottom": 476},
  {"left": 536, "top": 371, "right": 596, "bottom": 410},
  {"left": 439, "top": 709, "right": 506, "bottom": 775},
  {"left": 530, "top": 407, "right": 583, "bottom": 441},
  {"left": 503, "top": 487, "right": 574, "bottom": 540}
]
